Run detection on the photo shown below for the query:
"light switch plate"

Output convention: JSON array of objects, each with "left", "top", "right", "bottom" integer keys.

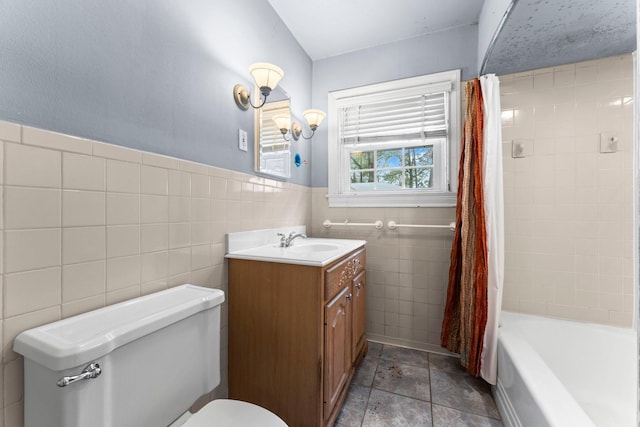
[{"left": 238, "top": 129, "right": 248, "bottom": 152}]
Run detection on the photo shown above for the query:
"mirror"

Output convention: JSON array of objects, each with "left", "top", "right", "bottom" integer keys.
[{"left": 254, "top": 86, "right": 292, "bottom": 179}]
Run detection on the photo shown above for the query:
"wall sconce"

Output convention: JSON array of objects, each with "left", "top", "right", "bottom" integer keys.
[
  {"left": 233, "top": 63, "right": 284, "bottom": 110},
  {"left": 273, "top": 110, "right": 326, "bottom": 142},
  {"left": 273, "top": 114, "right": 298, "bottom": 141},
  {"left": 300, "top": 109, "right": 326, "bottom": 139}
]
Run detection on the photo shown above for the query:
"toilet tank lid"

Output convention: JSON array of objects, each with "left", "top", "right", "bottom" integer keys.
[{"left": 13, "top": 284, "right": 225, "bottom": 371}]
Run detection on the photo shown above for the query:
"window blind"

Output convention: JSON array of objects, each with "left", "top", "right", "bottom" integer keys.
[{"left": 339, "top": 86, "right": 449, "bottom": 146}]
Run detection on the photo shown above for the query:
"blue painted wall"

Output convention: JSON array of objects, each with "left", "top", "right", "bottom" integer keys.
[
  {"left": 0, "top": 0, "right": 313, "bottom": 185},
  {"left": 309, "top": 25, "right": 479, "bottom": 187}
]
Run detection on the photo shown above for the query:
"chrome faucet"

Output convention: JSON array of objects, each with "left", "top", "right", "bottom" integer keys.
[{"left": 277, "top": 231, "right": 307, "bottom": 247}]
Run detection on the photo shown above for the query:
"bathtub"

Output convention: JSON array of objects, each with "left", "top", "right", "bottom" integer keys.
[{"left": 493, "top": 311, "right": 637, "bottom": 427}]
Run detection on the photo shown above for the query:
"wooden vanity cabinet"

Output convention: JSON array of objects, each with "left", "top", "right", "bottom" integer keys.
[{"left": 228, "top": 247, "right": 367, "bottom": 427}]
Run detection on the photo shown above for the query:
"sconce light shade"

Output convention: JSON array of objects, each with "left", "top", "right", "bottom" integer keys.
[
  {"left": 272, "top": 114, "right": 291, "bottom": 134},
  {"left": 250, "top": 63, "right": 284, "bottom": 96},
  {"left": 233, "top": 62, "right": 284, "bottom": 111},
  {"left": 303, "top": 109, "right": 326, "bottom": 131}
]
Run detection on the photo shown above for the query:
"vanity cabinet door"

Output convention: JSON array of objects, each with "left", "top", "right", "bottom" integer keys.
[
  {"left": 351, "top": 270, "right": 366, "bottom": 363},
  {"left": 323, "top": 285, "right": 352, "bottom": 421}
]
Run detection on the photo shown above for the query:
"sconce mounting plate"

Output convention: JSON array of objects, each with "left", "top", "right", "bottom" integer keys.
[
  {"left": 233, "top": 84, "right": 250, "bottom": 111},
  {"left": 291, "top": 122, "right": 302, "bottom": 141}
]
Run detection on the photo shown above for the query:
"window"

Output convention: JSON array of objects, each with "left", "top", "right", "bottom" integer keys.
[{"left": 327, "top": 70, "right": 460, "bottom": 207}]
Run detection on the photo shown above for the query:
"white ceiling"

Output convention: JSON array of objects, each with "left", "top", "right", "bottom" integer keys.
[{"left": 267, "top": 0, "right": 486, "bottom": 60}]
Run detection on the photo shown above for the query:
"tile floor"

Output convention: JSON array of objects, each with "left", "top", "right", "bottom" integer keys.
[{"left": 335, "top": 342, "right": 503, "bottom": 427}]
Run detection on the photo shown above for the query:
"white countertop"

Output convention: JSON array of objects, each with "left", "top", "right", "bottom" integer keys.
[{"left": 225, "top": 237, "right": 366, "bottom": 267}]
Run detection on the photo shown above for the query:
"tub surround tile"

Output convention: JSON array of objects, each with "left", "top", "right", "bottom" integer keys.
[{"left": 502, "top": 55, "right": 633, "bottom": 327}]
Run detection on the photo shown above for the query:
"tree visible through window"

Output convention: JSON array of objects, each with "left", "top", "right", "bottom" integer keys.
[
  {"left": 349, "top": 145, "right": 434, "bottom": 190},
  {"left": 327, "top": 70, "right": 460, "bottom": 207}
]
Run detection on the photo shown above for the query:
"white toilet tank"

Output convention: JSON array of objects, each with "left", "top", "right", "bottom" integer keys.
[{"left": 14, "top": 284, "right": 225, "bottom": 427}]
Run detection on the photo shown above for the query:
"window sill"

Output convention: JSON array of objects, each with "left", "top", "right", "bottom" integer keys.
[{"left": 327, "top": 192, "right": 457, "bottom": 208}]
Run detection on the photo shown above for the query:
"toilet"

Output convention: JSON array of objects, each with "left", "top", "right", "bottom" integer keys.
[{"left": 13, "top": 284, "right": 287, "bottom": 427}]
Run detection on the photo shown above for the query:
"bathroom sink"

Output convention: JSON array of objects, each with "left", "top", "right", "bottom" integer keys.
[
  {"left": 226, "top": 237, "right": 366, "bottom": 267},
  {"left": 285, "top": 243, "right": 341, "bottom": 254}
]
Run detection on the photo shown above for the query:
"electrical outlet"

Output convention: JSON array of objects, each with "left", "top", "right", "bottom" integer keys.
[{"left": 238, "top": 129, "right": 248, "bottom": 152}]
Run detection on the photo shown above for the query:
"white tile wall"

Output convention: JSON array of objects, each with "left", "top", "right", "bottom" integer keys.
[
  {"left": 0, "top": 121, "right": 311, "bottom": 426},
  {"left": 501, "top": 55, "right": 634, "bottom": 327}
]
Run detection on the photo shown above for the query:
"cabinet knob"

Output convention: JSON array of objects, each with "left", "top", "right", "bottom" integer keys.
[
  {"left": 355, "top": 283, "right": 362, "bottom": 290},
  {"left": 346, "top": 293, "right": 353, "bottom": 301}
]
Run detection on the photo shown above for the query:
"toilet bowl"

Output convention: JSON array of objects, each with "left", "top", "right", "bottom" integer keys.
[{"left": 182, "top": 399, "right": 287, "bottom": 427}]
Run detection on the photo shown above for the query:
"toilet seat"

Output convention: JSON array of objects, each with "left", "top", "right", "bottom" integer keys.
[{"left": 183, "top": 399, "right": 288, "bottom": 427}]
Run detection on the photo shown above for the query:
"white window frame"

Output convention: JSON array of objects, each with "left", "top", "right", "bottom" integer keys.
[{"left": 327, "top": 69, "right": 460, "bottom": 207}]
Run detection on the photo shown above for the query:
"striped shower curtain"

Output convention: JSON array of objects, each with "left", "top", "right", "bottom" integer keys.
[{"left": 441, "top": 76, "right": 503, "bottom": 383}]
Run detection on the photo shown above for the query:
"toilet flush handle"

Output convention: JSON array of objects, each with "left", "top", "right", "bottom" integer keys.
[{"left": 56, "top": 362, "right": 102, "bottom": 387}]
